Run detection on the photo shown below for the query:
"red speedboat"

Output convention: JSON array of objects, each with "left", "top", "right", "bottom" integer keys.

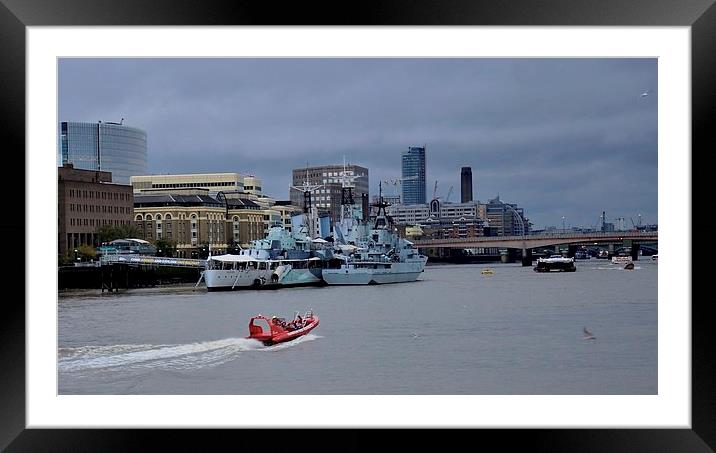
[{"left": 247, "top": 310, "right": 319, "bottom": 346}]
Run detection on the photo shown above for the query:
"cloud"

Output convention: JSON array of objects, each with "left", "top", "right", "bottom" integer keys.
[{"left": 59, "top": 58, "right": 657, "bottom": 227}]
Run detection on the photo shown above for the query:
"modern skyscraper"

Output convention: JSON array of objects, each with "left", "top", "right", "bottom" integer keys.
[
  {"left": 401, "top": 145, "right": 426, "bottom": 204},
  {"left": 461, "top": 167, "right": 473, "bottom": 203},
  {"left": 60, "top": 121, "right": 147, "bottom": 185}
]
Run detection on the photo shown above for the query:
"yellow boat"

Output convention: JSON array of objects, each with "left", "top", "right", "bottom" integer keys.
[{"left": 481, "top": 268, "right": 495, "bottom": 275}]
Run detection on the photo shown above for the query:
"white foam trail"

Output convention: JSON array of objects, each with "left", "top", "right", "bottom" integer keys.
[{"left": 59, "top": 337, "right": 265, "bottom": 372}]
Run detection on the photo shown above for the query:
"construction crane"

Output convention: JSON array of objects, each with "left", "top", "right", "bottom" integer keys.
[
  {"left": 631, "top": 214, "right": 644, "bottom": 231},
  {"left": 382, "top": 175, "right": 418, "bottom": 200},
  {"left": 433, "top": 181, "right": 439, "bottom": 200},
  {"left": 445, "top": 186, "right": 454, "bottom": 203}
]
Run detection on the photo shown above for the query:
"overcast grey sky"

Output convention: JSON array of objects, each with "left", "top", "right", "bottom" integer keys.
[{"left": 58, "top": 58, "right": 657, "bottom": 229}]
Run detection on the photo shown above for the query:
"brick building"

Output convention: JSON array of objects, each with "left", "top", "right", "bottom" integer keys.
[{"left": 58, "top": 163, "right": 134, "bottom": 258}]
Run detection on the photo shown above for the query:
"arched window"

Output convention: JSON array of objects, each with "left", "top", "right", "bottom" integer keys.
[
  {"left": 155, "top": 214, "right": 162, "bottom": 220},
  {"left": 145, "top": 214, "right": 152, "bottom": 220},
  {"left": 165, "top": 213, "right": 172, "bottom": 220},
  {"left": 190, "top": 214, "right": 197, "bottom": 219},
  {"left": 135, "top": 215, "right": 143, "bottom": 221}
]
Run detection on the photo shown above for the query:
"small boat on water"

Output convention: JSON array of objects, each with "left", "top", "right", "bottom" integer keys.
[
  {"left": 481, "top": 268, "right": 495, "bottom": 275},
  {"left": 624, "top": 262, "right": 635, "bottom": 270},
  {"left": 651, "top": 254, "right": 658, "bottom": 262},
  {"left": 534, "top": 255, "right": 576, "bottom": 272},
  {"left": 611, "top": 256, "right": 633, "bottom": 265},
  {"left": 247, "top": 310, "right": 319, "bottom": 346}
]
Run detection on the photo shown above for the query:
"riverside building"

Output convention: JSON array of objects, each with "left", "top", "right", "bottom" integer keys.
[
  {"left": 58, "top": 163, "right": 134, "bottom": 258},
  {"left": 485, "top": 195, "right": 531, "bottom": 236},
  {"left": 386, "top": 199, "right": 487, "bottom": 239}
]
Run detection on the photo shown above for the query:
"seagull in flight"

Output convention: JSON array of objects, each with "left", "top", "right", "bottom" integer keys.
[
  {"left": 583, "top": 327, "right": 596, "bottom": 340},
  {"left": 641, "top": 89, "right": 652, "bottom": 98}
]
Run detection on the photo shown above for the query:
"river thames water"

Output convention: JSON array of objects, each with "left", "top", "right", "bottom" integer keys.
[{"left": 58, "top": 259, "right": 657, "bottom": 395}]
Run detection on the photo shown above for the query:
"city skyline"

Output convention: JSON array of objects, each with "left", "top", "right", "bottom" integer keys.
[{"left": 58, "top": 58, "right": 657, "bottom": 229}]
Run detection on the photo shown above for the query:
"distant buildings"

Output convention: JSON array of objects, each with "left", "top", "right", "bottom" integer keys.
[
  {"left": 60, "top": 121, "right": 147, "bottom": 185},
  {"left": 58, "top": 164, "right": 134, "bottom": 258},
  {"left": 485, "top": 195, "right": 531, "bottom": 236},
  {"left": 387, "top": 193, "right": 531, "bottom": 239},
  {"left": 130, "top": 172, "right": 246, "bottom": 196},
  {"left": 401, "top": 146, "right": 426, "bottom": 204},
  {"left": 290, "top": 164, "right": 369, "bottom": 226},
  {"left": 461, "top": 167, "right": 473, "bottom": 203},
  {"left": 387, "top": 199, "right": 487, "bottom": 239}
]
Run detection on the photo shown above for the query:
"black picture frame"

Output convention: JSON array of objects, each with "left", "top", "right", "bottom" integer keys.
[{"left": 1, "top": 0, "right": 709, "bottom": 450}]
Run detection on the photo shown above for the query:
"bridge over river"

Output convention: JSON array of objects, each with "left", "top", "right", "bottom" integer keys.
[{"left": 412, "top": 231, "right": 658, "bottom": 265}]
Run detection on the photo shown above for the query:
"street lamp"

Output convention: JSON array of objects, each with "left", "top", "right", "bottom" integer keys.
[
  {"left": 562, "top": 216, "right": 566, "bottom": 234},
  {"left": 74, "top": 249, "right": 79, "bottom": 262}
]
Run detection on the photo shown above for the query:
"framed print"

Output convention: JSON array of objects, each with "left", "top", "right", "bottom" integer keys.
[{"left": 2, "top": 0, "right": 711, "bottom": 450}]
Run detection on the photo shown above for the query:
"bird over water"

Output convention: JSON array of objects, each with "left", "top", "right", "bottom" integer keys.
[{"left": 583, "top": 327, "right": 596, "bottom": 340}]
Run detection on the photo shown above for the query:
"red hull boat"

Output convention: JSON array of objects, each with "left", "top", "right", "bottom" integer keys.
[{"left": 247, "top": 310, "right": 319, "bottom": 346}]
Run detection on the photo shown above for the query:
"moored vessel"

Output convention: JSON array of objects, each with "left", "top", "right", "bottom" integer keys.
[
  {"left": 322, "top": 184, "right": 427, "bottom": 285},
  {"left": 203, "top": 223, "right": 332, "bottom": 291}
]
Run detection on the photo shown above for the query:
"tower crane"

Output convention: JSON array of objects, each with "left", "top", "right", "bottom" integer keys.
[
  {"left": 382, "top": 175, "right": 418, "bottom": 199},
  {"left": 445, "top": 186, "right": 454, "bottom": 203}
]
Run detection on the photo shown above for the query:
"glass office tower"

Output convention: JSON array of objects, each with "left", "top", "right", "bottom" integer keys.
[
  {"left": 60, "top": 121, "right": 147, "bottom": 184},
  {"left": 401, "top": 145, "right": 426, "bottom": 205}
]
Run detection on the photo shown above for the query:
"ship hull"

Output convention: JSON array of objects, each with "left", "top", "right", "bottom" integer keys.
[
  {"left": 322, "top": 259, "right": 426, "bottom": 285},
  {"left": 204, "top": 268, "right": 323, "bottom": 291}
]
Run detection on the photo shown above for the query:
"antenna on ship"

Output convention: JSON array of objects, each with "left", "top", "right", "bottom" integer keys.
[
  {"left": 290, "top": 162, "right": 323, "bottom": 239},
  {"left": 339, "top": 155, "right": 358, "bottom": 226},
  {"left": 373, "top": 181, "right": 389, "bottom": 229}
]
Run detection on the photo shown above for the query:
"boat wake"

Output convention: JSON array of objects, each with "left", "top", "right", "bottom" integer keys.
[
  {"left": 596, "top": 266, "right": 642, "bottom": 270},
  {"left": 59, "top": 337, "right": 267, "bottom": 373}
]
